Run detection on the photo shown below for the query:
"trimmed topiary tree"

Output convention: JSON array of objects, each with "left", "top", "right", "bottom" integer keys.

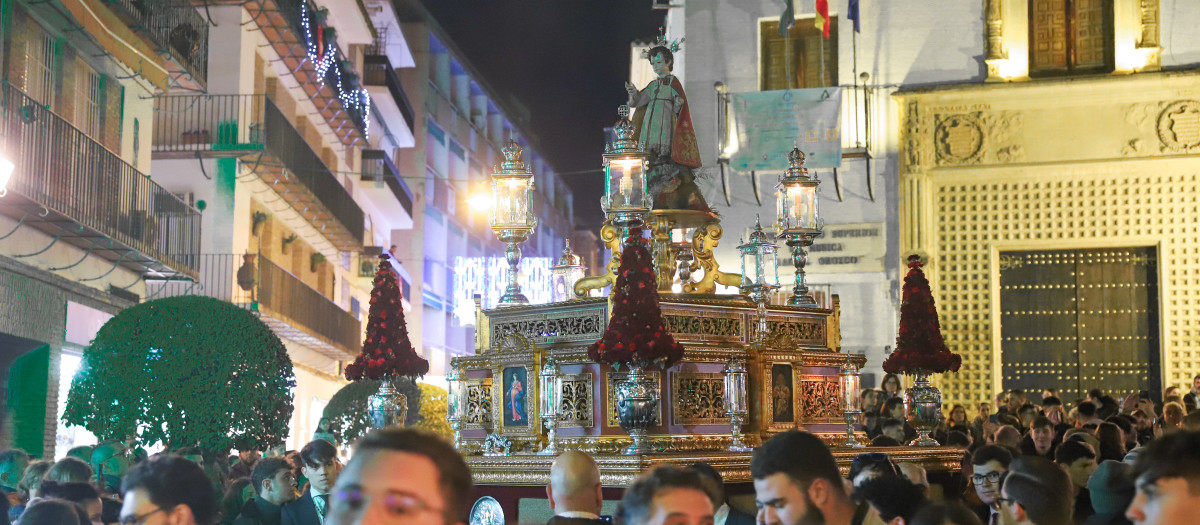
[
  {"left": 322, "top": 377, "right": 422, "bottom": 445},
  {"left": 62, "top": 295, "right": 295, "bottom": 453}
]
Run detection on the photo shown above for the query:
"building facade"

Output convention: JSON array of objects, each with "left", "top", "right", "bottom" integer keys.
[
  {"left": 391, "top": 0, "right": 575, "bottom": 379},
  {"left": 677, "top": 0, "right": 1200, "bottom": 405}
]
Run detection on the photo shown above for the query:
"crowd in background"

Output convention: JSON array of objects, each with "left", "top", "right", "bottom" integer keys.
[{"left": 0, "top": 375, "right": 1198, "bottom": 525}]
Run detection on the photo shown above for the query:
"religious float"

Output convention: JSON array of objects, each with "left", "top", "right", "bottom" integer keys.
[{"left": 444, "top": 34, "right": 962, "bottom": 525}]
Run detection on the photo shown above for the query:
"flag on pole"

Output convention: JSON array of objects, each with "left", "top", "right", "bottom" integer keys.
[
  {"left": 815, "top": 0, "right": 830, "bottom": 38},
  {"left": 780, "top": 0, "right": 795, "bottom": 37},
  {"left": 848, "top": 0, "right": 861, "bottom": 33}
]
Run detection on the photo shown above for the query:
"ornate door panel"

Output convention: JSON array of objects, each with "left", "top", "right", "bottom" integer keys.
[{"left": 999, "top": 248, "right": 1159, "bottom": 401}]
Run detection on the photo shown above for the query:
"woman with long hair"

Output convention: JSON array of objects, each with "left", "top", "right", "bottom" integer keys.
[
  {"left": 880, "top": 374, "right": 903, "bottom": 402},
  {"left": 1096, "top": 421, "right": 1126, "bottom": 462}
]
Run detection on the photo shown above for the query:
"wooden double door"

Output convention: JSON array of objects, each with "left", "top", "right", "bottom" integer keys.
[{"left": 999, "top": 247, "right": 1160, "bottom": 402}]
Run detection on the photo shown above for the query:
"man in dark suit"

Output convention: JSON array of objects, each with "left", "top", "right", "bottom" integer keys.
[
  {"left": 545, "top": 451, "right": 606, "bottom": 525},
  {"left": 282, "top": 440, "right": 340, "bottom": 525},
  {"left": 689, "top": 462, "right": 755, "bottom": 525}
]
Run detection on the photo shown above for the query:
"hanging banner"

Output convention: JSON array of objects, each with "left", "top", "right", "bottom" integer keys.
[{"left": 730, "top": 87, "right": 842, "bottom": 170}]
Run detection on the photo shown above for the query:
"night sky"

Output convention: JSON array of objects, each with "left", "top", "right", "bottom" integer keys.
[{"left": 416, "top": 0, "right": 666, "bottom": 229}]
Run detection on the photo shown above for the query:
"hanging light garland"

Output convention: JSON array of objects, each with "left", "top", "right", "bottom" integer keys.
[{"left": 300, "top": 2, "right": 372, "bottom": 139}]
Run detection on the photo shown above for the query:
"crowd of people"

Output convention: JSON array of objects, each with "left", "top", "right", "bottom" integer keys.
[{"left": 0, "top": 377, "right": 1198, "bottom": 525}]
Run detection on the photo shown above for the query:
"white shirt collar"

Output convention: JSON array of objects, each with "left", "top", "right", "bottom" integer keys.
[
  {"left": 556, "top": 511, "right": 601, "bottom": 520},
  {"left": 714, "top": 504, "right": 731, "bottom": 525}
]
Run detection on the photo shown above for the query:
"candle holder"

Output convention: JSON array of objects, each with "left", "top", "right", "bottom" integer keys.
[
  {"left": 839, "top": 357, "right": 865, "bottom": 448},
  {"left": 538, "top": 355, "right": 561, "bottom": 455},
  {"left": 602, "top": 105, "right": 651, "bottom": 249},
  {"left": 447, "top": 364, "right": 466, "bottom": 450},
  {"left": 738, "top": 216, "right": 781, "bottom": 343},
  {"left": 724, "top": 356, "right": 751, "bottom": 451},
  {"left": 489, "top": 141, "right": 538, "bottom": 307},
  {"left": 775, "top": 148, "right": 824, "bottom": 308}
]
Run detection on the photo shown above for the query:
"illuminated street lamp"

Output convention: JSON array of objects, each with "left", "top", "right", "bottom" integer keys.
[
  {"left": 490, "top": 141, "right": 537, "bottom": 307},
  {"left": 602, "top": 105, "right": 651, "bottom": 247},
  {"left": 775, "top": 148, "right": 823, "bottom": 307}
]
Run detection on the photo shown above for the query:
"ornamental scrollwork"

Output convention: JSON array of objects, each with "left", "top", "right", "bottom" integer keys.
[
  {"left": 490, "top": 310, "right": 605, "bottom": 345},
  {"left": 465, "top": 380, "right": 493, "bottom": 428},
  {"left": 799, "top": 376, "right": 842, "bottom": 422},
  {"left": 671, "top": 374, "right": 728, "bottom": 425},
  {"left": 662, "top": 314, "right": 744, "bottom": 340},
  {"left": 768, "top": 320, "right": 826, "bottom": 346},
  {"left": 559, "top": 373, "right": 594, "bottom": 428}
]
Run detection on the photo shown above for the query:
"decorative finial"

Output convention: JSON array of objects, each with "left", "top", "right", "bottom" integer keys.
[
  {"left": 748, "top": 216, "right": 770, "bottom": 244},
  {"left": 641, "top": 27, "right": 683, "bottom": 58},
  {"left": 784, "top": 147, "right": 810, "bottom": 181},
  {"left": 497, "top": 140, "right": 527, "bottom": 172},
  {"left": 556, "top": 239, "right": 582, "bottom": 267},
  {"left": 611, "top": 105, "right": 639, "bottom": 154}
]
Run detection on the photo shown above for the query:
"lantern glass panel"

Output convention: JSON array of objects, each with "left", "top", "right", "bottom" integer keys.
[
  {"left": 740, "top": 250, "right": 758, "bottom": 287},
  {"left": 725, "top": 371, "right": 746, "bottom": 413},
  {"left": 840, "top": 365, "right": 861, "bottom": 412},
  {"left": 493, "top": 178, "right": 532, "bottom": 228},
  {"left": 447, "top": 377, "right": 462, "bottom": 420},
  {"left": 798, "top": 185, "right": 818, "bottom": 230},
  {"left": 763, "top": 247, "right": 779, "bottom": 288},
  {"left": 540, "top": 373, "right": 559, "bottom": 417},
  {"left": 605, "top": 157, "right": 647, "bottom": 210}
]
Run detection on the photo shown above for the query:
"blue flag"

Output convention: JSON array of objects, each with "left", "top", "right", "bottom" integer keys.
[{"left": 848, "top": 0, "right": 861, "bottom": 33}]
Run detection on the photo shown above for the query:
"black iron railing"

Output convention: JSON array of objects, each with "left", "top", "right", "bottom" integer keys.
[
  {"left": 362, "top": 50, "right": 416, "bottom": 133},
  {"left": 257, "top": 255, "right": 362, "bottom": 352},
  {"left": 151, "top": 94, "right": 364, "bottom": 244},
  {"left": 361, "top": 149, "right": 413, "bottom": 217},
  {"left": 147, "top": 253, "right": 362, "bottom": 353},
  {"left": 1, "top": 82, "right": 200, "bottom": 275},
  {"left": 104, "top": 0, "right": 209, "bottom": 85}
]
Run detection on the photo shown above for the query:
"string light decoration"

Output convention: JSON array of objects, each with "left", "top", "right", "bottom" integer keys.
[
  {"left": 300, "top": 2, "right": 372, "bottom": 138},
  {"left": 451, "top": 256, "right": 554, "bottom": 323}
]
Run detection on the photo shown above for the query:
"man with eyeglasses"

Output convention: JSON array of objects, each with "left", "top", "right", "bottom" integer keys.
[
  {"left": 1125, "top": 429, "right": 1200, "bottom": 525},
  {"left": 119, "top": 454, "right": 217, "bottom": 525},
  {"left": 996, "top": 456, "right": 1073, "bottom": 525},
  {"left": 325, "top": 427, "right": 472, "bottom": 525},
  {"left": 234, "top": 457, "right": 298, "bottom": 525},
  {"left": 967, "top": 445, "right": 1012, "bottom": 525}
]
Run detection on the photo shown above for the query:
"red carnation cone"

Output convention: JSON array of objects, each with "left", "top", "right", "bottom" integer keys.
[
  {"left": 882, "top": 255, "right": 961, "bottom": 375},
  {"left": 346, "top": 255, "right": 429, "bottom": 380},
  {"left": 587, "top": 230, "right": 685, "bottom": 369}
]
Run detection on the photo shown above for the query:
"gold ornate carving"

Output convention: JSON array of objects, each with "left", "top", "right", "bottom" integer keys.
[
  {"left": 662, "top": 313, "right": 745, "bottom": 341},
  {"left": 494, "top": 331, "right": 534, "bottom": 354},
  {"left": 684, "top": 222, "right": 743, "bottom": 294},
  {"left": 574, "top": 221, "right": 621, "bottom": 297},
  {"left": 671, "top": 373, "right": 728, "bottom": 425},
  {"left": 904, "top": 100, "right": 926, "bottom": 173},
  {"left": 798, "top": 375, "right": 842, "bottom": 422},
  {"left": 768, "top": 319, "right": 826, "bottom": 347},
  {"left": 489, "top": 308, "right": 605, "bottom": 347},
  {"left": 559, "top": 373, "right": 594, "bottom": 428},
  {"left": 1157, "top": 100, "right": 1200, "bottom": 152},
  {"left": 606, "top": 370, "right": 662, "bottom": 427},
  {"left": 465, "top": 379, "right": 494, "bottom": 429}
]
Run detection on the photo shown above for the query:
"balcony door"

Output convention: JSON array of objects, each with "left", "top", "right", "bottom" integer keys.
[{"left": 999, "top": 247, "right": 1160, "bottom": 401}]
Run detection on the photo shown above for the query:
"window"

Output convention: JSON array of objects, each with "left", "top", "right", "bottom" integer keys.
[
  {"left": 76, "top": 60, "right": 103, "bottom": 137},
  {"left": 1028, "top": 0, "right": 1112, "bottom": 76},
  {"left": 26, "top": 33, "right": 56, "bottom": 105},
  {"left": 760, "top": 18, "right": 838, "bottom": 90}
]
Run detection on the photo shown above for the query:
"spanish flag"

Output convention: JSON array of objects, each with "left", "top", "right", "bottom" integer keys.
[{"left": 815, "top": 0, "right": 830, "bottom": 39}]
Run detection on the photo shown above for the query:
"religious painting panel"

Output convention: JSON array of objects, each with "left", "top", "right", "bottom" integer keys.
[
  {"left": 770, "top": 364, "right": 796, "bottom": 425},
  {"left": 500, "top": 366, "right": 530, "bottom": 427}
]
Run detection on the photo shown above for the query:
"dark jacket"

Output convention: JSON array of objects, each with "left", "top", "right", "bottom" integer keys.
[
  {"left": 1019, "top": 434, "right": 1058, "bottom": 459},
  {"left": 234, "top": 497, "right": 283, "bottom": 525},
  {"left": 725, "top": 506, "right": 756, "bottom": 525},
  {"left": 546, "top": 516, "right": 608, "bottom": 525},
  {"left": 281, "top": 491, "right": 323, "bottom": 525}
]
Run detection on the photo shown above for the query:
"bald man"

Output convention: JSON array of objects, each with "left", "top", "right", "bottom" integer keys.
[{"left": 546, "top": 451, "right": 605, "bottom": 525}]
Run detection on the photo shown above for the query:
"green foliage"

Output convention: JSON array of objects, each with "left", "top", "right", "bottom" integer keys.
[
  {"left": 414, "top": 383, "right": 452, "bottom": 441},
  {"left": 323, "top": 377, "right": 422, "bottom": 445},
  {"left": 62, "top": 296, "right": 295, "bottom": 453}
]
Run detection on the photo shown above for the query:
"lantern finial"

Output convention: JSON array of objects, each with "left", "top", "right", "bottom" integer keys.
[
  {"left": 612, "top": 105, "right": 638, "bottom": 153},
  {"left": 785, "top": 147, "right": 809, "bottom": 181},
  {"left": 499, "top": 140, "right": 525, "bottom": 171}
]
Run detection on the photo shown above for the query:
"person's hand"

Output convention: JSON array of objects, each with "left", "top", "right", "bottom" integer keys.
[
  {"left": 1121, "top": 390, "right": 1139, "bottom": 413},
  {"left": 625, "top": 81, "right": 637, "bottom": 100},
  {"left": 982, "top": 420, "right": 1000, "bottom": 443}
]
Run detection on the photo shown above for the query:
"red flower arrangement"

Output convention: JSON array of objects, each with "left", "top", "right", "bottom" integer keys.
[
  {"left": 587, "top": 230, "right": 685, "bottom": 370},
  {"left": 346, "top": 256, "right": 429, "bottom": 381},
  {"left": 882, "top": 255, "right": 962, "bottom": 375}
]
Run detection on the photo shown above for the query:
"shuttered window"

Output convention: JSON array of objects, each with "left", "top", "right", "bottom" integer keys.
[
  {"left": 1029, "top": 0, "right": 1112, "bottom": 76},
  {"left": 760, "top": 18, "right": 837, "bottom": 91}
]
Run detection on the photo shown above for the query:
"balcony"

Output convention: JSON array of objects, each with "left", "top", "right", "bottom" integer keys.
[
  {"left": 151, "top": 94, "right": 364, "bottom": 250},
  {"left": 241, "top": 0, "right": 370, "bottom": 144},
  {"left": 361, "top": 149, "right": 414, "bottom": 228},
  {"left": 0, "top": 82, "right": 200, "bottom": 279},
  {"left": 104, "top": 0, "right": 210, "bottom": 86},
  {"left": 363, "top": 40, "right": 416, "bottom": 145},
  {"left": 145, "top": 253, "right": 362, "bottom": 358}
]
